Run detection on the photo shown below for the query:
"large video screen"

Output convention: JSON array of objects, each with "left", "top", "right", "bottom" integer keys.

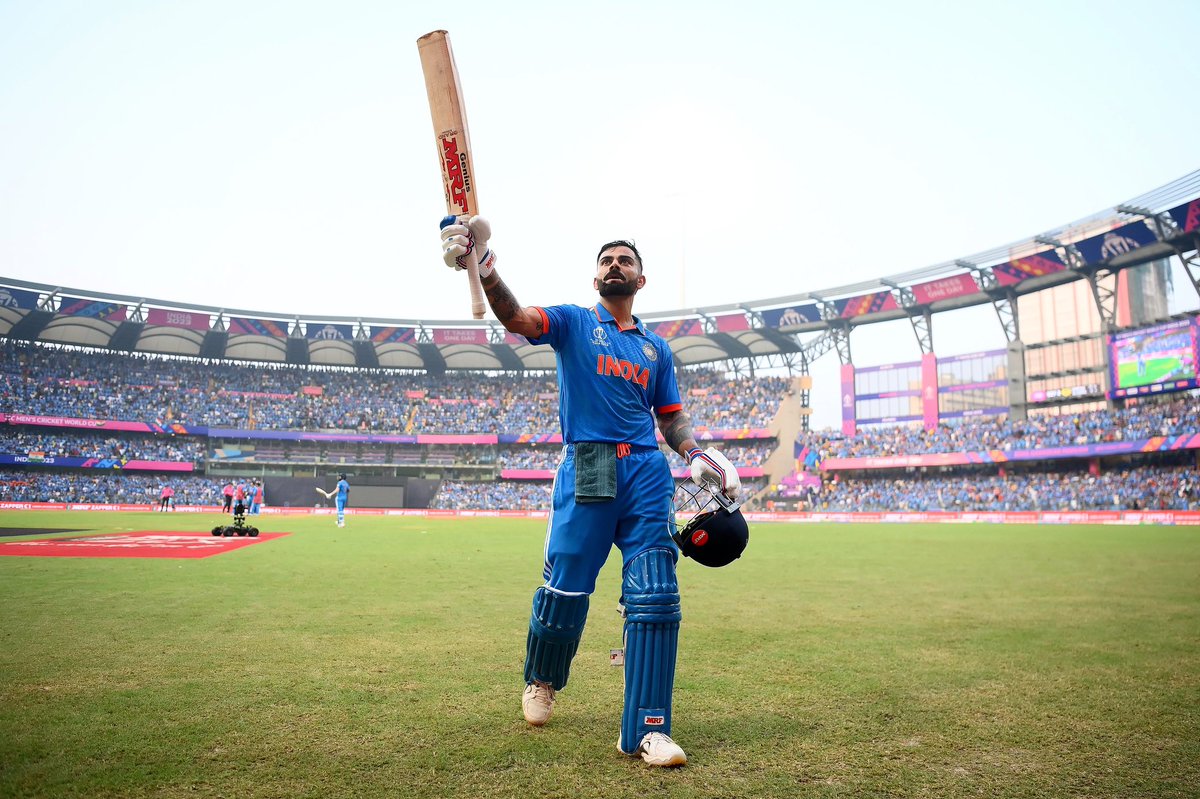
[{"left": 1108, "top": 318, "right": 1199, "bottom": 399}]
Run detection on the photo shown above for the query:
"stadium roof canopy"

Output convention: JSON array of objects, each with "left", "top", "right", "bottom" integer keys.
[{"left": 2, "top": 171, "right": 1199, "bottom": 373}]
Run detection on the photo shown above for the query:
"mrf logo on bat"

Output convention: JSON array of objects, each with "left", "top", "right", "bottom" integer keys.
[{"left": 440, "top": 132, "right": 473, "bottom": 214}]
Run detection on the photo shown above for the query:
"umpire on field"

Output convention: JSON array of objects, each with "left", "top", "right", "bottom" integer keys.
[{"left": 440, "top": 216, "right": 741, "bottom": 767}]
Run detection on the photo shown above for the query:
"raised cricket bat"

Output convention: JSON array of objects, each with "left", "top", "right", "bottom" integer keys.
[{"left": 417, "top": 30, "right": 486, "bottom": 319}]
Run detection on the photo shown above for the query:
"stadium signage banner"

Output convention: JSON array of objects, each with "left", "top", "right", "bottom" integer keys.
[
  {"left": 761, "top": 305, "right": 820, "bottom": 328},
  {"left": 991, "top": 249, "right": 1066, "bottom": 287},
  {"left": 714, "top": 313, "right": 749, "bottom": 332},
  {"left": 911, "top": 274, "right": 978, "bottom": 305},
  {"left": 146, "top": 308, "right": 210, "bottom": 330},
  {"left": 433, "top": 328, "right": 487, "bottom": 345},
  {"left": 689, "top": 428, "right": 774, "bottom": 441},
  {"left": 1167, "top": 199, "right": 1199, "bottom": 232},
  {"left": 1030, "top": 384, "right": 1102, "bottom": 402},
  {"left": 370, "top": 326, "right": 416, "bottom": 344},
  {"left": 501, "top": 434, "right": 564, "bottom": 444},
  {"left": 0, "top": 455, "right": 193, "bottom": 472},
  {"left": 1073, "top": 219, "right": 1159, "bottom": 265},
  {"left": 840, "top": 364, "right": 856, "bottom": 436},
  {"left": 206, "top": 428, "right": 420, "bottom": 444},
  {"left": 835, "top": 291, "right": 899, "bottom": 319},
  {"left": 921, "top": 353, "right": 938, "bottom": 430},
  {"left": 306, "top": 323, "right": 354, "bottom": 341},
  {"left": 0, "top": 287, "right": 40, "bottom": 310},
  {"left": 227, "top": 317, "right": 288, "bottom": 336},
  {"left": 416, "top": 434, "right": 499, "bottom": 444},
  {"left": 647, "top": 319, "right": 703, "bottom": 337},
  {"left": 57, "top": 296, "right": 127, "bottom": 321},
  {"left": 1, "top": 414, "right": 202, "bottom": 435}
]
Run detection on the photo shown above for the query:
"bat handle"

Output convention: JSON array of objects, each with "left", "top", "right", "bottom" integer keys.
[{"left": 464, "top": 248, "right": 486, "bottom": 319}]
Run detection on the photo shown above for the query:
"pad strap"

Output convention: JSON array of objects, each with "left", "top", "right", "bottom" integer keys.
[
  {"left": 619, "top": 547, "right": 681, "bottom": 752},
  {"left": 524, "top": 587, "right": 589, "bottom": 690}
]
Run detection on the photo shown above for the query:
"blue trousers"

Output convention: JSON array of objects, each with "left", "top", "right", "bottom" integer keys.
[{"left": 541, "top": 445, "right": 677, "bottom": 594}]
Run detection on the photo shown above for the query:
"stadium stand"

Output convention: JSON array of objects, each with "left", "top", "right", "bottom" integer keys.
[
  {"left": 772, "top": 460, "right": 1198, "bottom": 513},
  {"left": 2, "top": 171, "right": 1198, "bottom": 513},
  {"left": 0, "top": 338, "right": 786, "bottom": 508}
]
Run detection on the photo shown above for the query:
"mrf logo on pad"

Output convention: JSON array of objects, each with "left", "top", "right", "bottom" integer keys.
[{"left": 643, "top": 712, "right": 665, "bottom": 726}]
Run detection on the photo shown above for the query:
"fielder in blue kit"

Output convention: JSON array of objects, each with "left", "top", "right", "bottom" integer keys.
[
  {"left": 440, "top": 216, "right": 742, "bottom": 768},
  {"left": 317, "top": 474, "right": 350, "bottom": 528}
]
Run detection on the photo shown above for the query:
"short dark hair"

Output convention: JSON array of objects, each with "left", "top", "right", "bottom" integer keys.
[{"left": 596, "top": 240, "right": 643, "bottom": 271}]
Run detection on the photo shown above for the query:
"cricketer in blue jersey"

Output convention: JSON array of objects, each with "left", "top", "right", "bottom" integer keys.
[
  {"left": 439, "top": 216, "right": 742, "bottom": 768},
  {"left": 318, "top": 474, "right": 351, "bottom": 528}
]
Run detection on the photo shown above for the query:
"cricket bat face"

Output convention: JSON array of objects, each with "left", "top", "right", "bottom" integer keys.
[
  {"left": 418, "top": 30, "right": 479, "bottom": 219},
  {"left": 418, "top": 29, "right": 486, "bottom": 319}
]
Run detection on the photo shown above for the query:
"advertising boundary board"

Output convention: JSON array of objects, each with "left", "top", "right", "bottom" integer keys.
[{"left": 2, "top": 504, "right": 1199, "bottom": 525}]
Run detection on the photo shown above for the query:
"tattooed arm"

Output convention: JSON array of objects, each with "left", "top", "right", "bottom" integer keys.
[
  {"left": 656, "top": 409, "right": 700, "bottom": 462},
  {"left": 481, "top": 271, "right": 544, "bottom": 339}
]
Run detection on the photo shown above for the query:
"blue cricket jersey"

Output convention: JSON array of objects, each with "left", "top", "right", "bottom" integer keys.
[
  {"left": 336, "top": 479, "right": 350, "bottom": 503},
  {"left": 527, "top": 303, "right": 682, "bottom": 448}
]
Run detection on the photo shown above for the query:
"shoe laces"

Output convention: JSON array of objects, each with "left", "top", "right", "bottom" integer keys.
[
  {"left": 527, "top": 681, "right": 555, "bottom": 702},
  {"left": 642, "top": 732, "right": 674, "bottom": 750}
]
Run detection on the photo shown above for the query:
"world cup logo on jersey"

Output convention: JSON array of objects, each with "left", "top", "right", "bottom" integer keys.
[{"left": 591, "top": 326, "right": 609, "bottom": 347}]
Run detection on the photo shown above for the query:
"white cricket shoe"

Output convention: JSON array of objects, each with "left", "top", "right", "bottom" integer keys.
[
  {"left": 624, "top": 732, "right": 687, "bottom": 767},
  {"left": 336, "top": 521, "right": 345, "bottom": 528},
  {"left": 522, "top": 681, "right": 555, "bottom": 726}
]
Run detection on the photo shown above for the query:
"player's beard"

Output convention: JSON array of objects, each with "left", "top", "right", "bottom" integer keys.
[{"left": 598, "top": 274, "right": 639, "bottom": 297}]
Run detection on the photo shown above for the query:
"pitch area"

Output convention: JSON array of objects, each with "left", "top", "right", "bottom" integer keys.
[{"left": 1, "top": 511, "right": 1197, "bottom": 798}]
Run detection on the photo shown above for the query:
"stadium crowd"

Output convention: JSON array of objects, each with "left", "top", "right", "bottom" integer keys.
[
  {"left": 0, "top": 469, "right": 221, "bottom": 506},
  {"left": 0, "top": 429, "right": 204, "bottom": 463},
  {"left": 6, "top": 338, "right": 1200, "bottom": 515},
  {"left": 430, "top": 480, "right": 554, "bottom": 511},
  {"left": 806, "top": 397, "right": 1200, "bottom": 459},
  {"left": 791, "top": 463, "right": 1198, "bottom": 512},
  {"left": 429, "top": 477, "right": 771, "bottom": 511},
  {"left": 1, "top": 342, "right": 789, "bottom": 434}
]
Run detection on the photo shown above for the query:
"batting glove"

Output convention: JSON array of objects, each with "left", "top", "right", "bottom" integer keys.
[
  {"left": 439, "top": 215, "right": 497, "bottom": 278},
  {"left": 687, "top": 446, "right": 741, "bottom": 502}
]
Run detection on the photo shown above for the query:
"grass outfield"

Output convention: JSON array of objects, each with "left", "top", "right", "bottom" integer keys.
[{"left": 1, "top": 512, "right": 1198, "bottom": 799}]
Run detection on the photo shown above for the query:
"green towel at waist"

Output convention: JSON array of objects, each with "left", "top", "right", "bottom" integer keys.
[{"left": 574, "top": 442, "right": 617, "bottom": 503}]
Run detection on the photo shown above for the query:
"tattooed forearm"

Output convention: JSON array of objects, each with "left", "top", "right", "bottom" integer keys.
[
  {"left": 482, "top": 273, "right": 521, "bottom": 324},
  {"left": 482, "top": 273, "right": 543, "bottom": 337},
  {"left": 657, "top": 409, "right": 698, "bottom": 460}
]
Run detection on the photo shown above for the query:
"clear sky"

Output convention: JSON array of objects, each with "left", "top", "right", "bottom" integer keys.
[{"left": 1, "top": 0, "right": 1198, "bottom": 426}]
